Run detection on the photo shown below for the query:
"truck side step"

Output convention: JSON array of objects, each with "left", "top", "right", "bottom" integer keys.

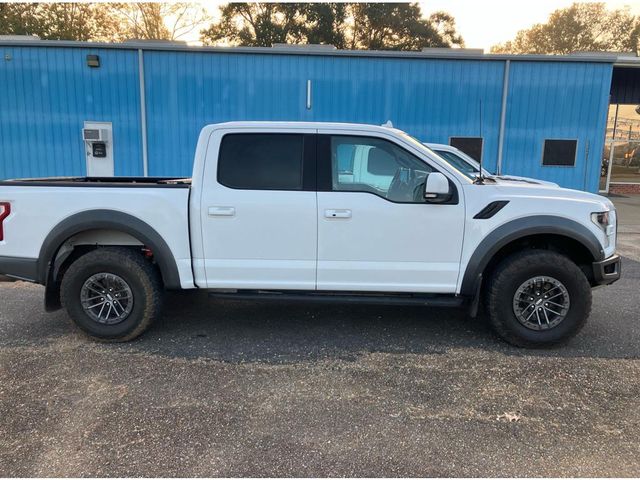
[{"left": 208, "top": 290, "right": 466, "bottom": 307}]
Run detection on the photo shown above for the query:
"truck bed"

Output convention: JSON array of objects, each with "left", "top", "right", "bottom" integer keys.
[
  {"left": 0, "top": 176, "right": 191, "bottom": 187},
  {"left": 0, "top": 178, "right": 194, "bottom": 288}
]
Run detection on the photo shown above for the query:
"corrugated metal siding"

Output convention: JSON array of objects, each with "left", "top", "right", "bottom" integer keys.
[
  {"left": 502, "top": 61, "right": 613, "bottom": 191},
  {"left": 309, "top": 56, "right": 505, "bottom": 171},
  {"left": 0, "top": 46, "right": 142, "bottom": 179},
  {"left": 0, "top": 44, "right": 616, "bottom": 193},
  {"left": 144, "top": 51, "right": 312, "bottom": 175},
  {"left": 143, "top": 52, "right": 505, "bottom": 175}
]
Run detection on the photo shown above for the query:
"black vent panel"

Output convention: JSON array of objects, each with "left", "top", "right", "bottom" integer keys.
[{"left": 474, "top": 201, "right": 509, "bottom": 219}]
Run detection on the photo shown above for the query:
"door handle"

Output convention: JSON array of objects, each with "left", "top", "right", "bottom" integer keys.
[
  {"left": 208, "top": 206, "right": 235, "bottom": 217},
  {"left": 325, "top": 209, "right": 352, "bottom": 219}
]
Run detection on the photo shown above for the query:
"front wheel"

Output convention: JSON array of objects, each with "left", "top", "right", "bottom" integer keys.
[
  {"left": 61, "top": 247, "right": 163, "bottom": 342},
  {"left": 485, "top": 250, "right": 592, "bottom": 347}
]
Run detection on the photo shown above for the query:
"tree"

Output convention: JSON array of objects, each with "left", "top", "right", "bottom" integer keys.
[
  {"left": 491, "top": 3, "right": 640, "bottom": 54},
  {"left": 347, "top": 3, "right": 463, "bottom": 50},
  {"left": 0, "top": 3, "right": 120, "bottom": 41},
  {"left": 200, "top": 2, "right": 464, "bottom": 51},
  {"left": 429, "top": 11, "right": 464, "bottom": 48},
  {"left": 0, "top": 3, "right": 208, "bottom": 42},
  {"left": 296, "top": 3, "right": 348, "bottom": 48},
  {"left": 111, "top": 3, "right": 209, "bottom": 41},
  {"left": 200, "top": 3, "right": 306, "bottom": 47}
]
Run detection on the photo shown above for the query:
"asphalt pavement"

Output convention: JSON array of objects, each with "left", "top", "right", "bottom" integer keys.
[
  {"left": 1, "top": 256, "right": 639, "bottom": 476},
  {"left": 613, "top": 194, "right": 640, "bottom": 262},
  {"left": 1, "top": 194, "right": 639, "bottom": 476}
]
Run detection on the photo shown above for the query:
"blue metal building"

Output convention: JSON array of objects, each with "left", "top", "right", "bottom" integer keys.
[{"left": 1, "top": 38, "right": 639, "bottom": 192}]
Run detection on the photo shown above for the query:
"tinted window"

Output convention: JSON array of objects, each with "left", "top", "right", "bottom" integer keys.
[
  {"left": 434, "top": 150, "right": 478, "bottom": 174},
  {"left": 218, "top": 134, "right": 304, "bottom": 190},
  {"left": 450, "top": 137, "right": 483, "bottom": 162},
  {"left": 330, "top": 136, "right": 433, "bottom": 203},
  {"left": 367, "top": 148, "right": 398, "bottom": 176},
  {"left": 543, "top": 139, "right": 577, "bottom": 166}
]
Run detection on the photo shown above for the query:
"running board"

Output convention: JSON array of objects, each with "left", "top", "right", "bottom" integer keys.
[{"left": 208, "top": 290, "right": 466, "bottom": 307}]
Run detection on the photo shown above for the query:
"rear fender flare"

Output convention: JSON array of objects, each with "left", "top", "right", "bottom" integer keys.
[{"left": 38, "top": 210, "right": 181, "bottom": 289}]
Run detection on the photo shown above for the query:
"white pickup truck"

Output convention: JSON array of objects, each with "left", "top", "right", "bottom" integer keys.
[{"left": 0, "top": 122, "right": 620, "bottom": 347}]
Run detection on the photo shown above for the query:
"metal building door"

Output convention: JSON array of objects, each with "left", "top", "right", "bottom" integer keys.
[{"left": 84, "top": 121, "right": 114, "bottom": 177}]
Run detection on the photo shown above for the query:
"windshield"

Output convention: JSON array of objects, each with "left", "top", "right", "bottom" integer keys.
[
  {"left": 429, "top": 145, "right": 488, "bottom": 181},
  {"left": 434, "top": 150, "right": 479, "bottom": 175},
  {"left": 397, "top": 132, "right": 474, "bottom": 182}
]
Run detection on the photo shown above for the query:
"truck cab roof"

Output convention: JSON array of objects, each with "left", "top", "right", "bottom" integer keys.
[{"left": 202, "top": 121, "right": 406, "bottom": 135}]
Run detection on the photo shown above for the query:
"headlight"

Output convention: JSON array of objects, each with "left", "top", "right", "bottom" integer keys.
[{"left": 591, "top": 210, "right": 616, "bottom": 247}]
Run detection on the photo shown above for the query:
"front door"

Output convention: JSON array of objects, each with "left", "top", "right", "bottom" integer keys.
[
  {"left": 316, "top": 132, "right": 465, "bottom": 293},
  {"left": 199, "top": 129, "right": 318, "bottom": 289}
]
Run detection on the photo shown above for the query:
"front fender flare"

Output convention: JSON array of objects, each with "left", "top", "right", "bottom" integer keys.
[{"left": 459, "top": 215, "right": 604, "bottom": 297}]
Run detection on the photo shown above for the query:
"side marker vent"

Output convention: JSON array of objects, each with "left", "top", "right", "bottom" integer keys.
[{"left": 474, "top": 201, "right": 509, "bottom": 219}]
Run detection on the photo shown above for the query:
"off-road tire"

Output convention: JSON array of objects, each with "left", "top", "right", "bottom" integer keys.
[
  {"left": 61, "top": 247, "right": 163, "bottom": 342},
  {"left": 485, "top": 249, "right": 591, "bottom": 348}
]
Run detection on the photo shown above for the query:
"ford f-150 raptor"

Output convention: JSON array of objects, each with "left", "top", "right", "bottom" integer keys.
[{"left": 0, "top": 122, "right": 621, "bottom": 346}]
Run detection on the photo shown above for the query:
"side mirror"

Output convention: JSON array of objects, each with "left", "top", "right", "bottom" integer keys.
[{"left": 424, "top": 172, "right": 451, "bottom": 203}]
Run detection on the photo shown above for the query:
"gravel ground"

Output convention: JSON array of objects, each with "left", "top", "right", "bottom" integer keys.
[{"left": 0, "top": 257, "right": 639, "bottom": 477}]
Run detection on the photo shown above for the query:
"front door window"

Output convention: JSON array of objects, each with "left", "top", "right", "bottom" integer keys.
[{"left": 331, "top": 135, "right": 433, "bottom": 203}]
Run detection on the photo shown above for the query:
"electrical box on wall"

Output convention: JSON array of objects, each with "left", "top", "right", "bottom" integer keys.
[
  {"left": 82, "top": 127, "right": 109, "bottom": 142},
  {"left": 83, "top": 121, "right": 113, "bottom": 176}
]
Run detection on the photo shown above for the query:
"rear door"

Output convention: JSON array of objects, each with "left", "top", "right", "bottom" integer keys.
[
  {"left": 316, "top": 131, "right": 466, "bottom": 293},
  {"left": 199, "top": 128, "right": 318, "bottom": 289}
]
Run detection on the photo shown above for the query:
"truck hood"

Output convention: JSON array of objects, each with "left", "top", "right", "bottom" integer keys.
[
  {"left": 488, "top": 175, "right": 559, "bottom": 187},
  {"left": 488, "top": 177, "right": 614, "bottom": 211}
]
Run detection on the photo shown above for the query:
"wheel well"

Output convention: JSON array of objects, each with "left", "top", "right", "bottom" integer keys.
[
  {"left": 64, "top": 229, "right": 144, "bottom": 247},
  {"left": 44, "top": 229, "right": 162, "bottom": 312},
  {"left": 482, "top": 233, "right": 596, "bottom": 286},
  {"left": 52, "top": 229, "right": 158, "bottom": 282}
]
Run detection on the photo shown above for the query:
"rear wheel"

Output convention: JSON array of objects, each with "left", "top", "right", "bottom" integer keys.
[
  {"left": 485, "top": 250, "right": 591, "bottom": 347},
  {"left": 61, "top": 247, "right": 163, "bottom": 341}
]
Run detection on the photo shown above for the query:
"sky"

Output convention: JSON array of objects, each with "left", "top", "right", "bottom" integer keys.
[{"left": 194, "top": 0, "right": 640, "bottom": 51}]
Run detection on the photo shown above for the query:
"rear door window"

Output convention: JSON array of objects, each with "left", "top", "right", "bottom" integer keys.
[{"left": 218, "top": 134, "right": 304, "bottom": 190}]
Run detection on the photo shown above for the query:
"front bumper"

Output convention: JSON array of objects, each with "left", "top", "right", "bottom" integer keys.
[{"left": 592, "top": 254, "right": 621, "bottom": 286}]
